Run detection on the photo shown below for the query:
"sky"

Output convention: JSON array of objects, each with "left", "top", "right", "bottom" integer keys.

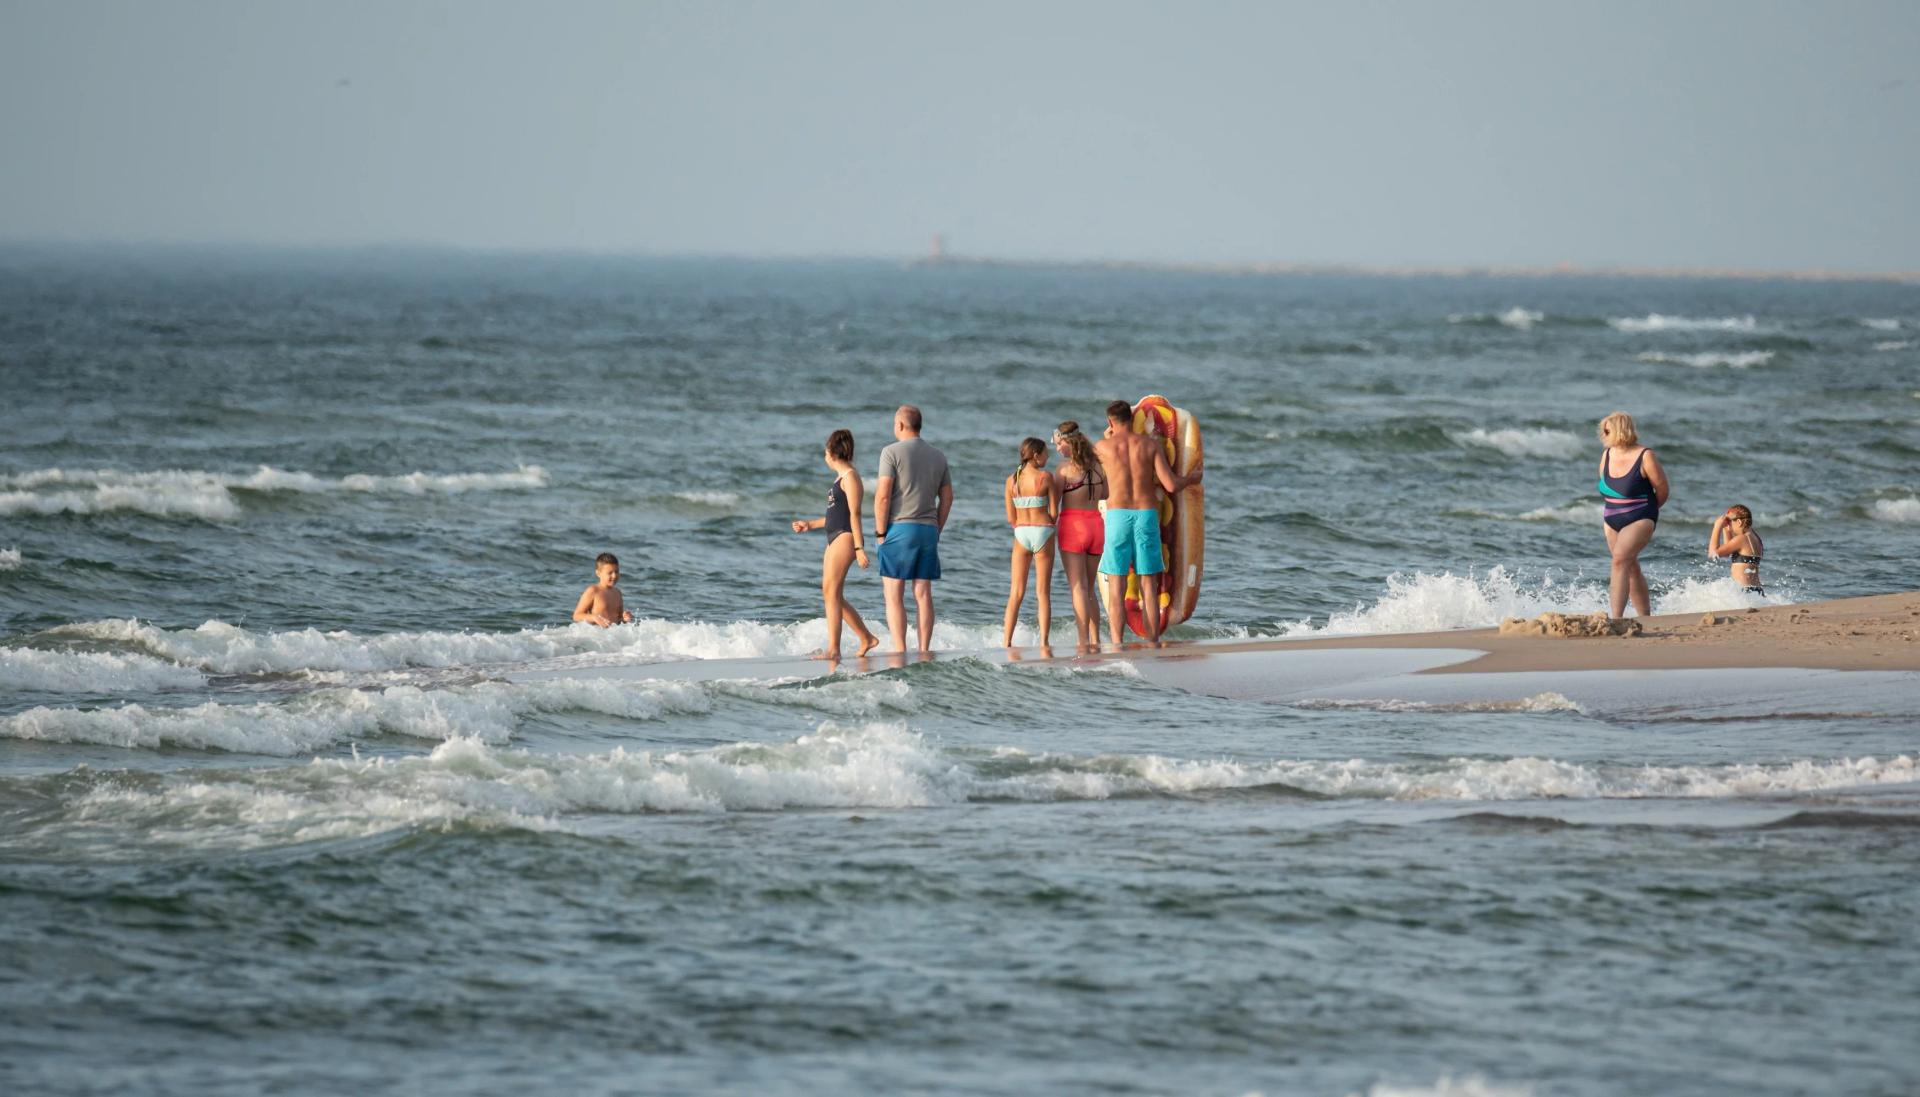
[{"left": 2, "top": 0, "right": 1917, "bottom": 269}]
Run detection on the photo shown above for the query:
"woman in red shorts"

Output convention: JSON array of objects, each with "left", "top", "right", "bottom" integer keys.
[{"left": 1051, "top": 420, "right": 1107, "bottom": 647}]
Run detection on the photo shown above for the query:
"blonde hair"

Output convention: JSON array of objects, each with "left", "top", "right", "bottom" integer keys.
[{"left": 1597, "top": 411, "right": 1639, "bottom": 447}]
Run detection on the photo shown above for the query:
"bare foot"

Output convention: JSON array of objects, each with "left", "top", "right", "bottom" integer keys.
[
  {"left": 856, "top": 632, "right": 880, "bottom": 657},
  {"left": 809, "top": 649, "right": 834, "bottom": 661}
]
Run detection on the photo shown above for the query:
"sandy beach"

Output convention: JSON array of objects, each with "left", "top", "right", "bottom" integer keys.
[{"left": 1162, "top": 590, "right": 1920, "bottom": 674}]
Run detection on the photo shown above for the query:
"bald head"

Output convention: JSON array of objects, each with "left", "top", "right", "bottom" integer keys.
[{"left": 895, "top": 405, "right": 923, "bottom": 437}]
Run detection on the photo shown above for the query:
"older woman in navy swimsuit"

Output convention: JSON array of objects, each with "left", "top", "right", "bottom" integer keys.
[{"left": 1596, "top": 411, "right": 1670, "bottom": 620}]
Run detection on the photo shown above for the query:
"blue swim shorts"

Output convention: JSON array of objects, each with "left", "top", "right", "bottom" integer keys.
[
  {"left": 877, "top": 521, "right": 941, "bottom": 581},
  {"left": 1098, "top": 508, "right": 1163, "bottom": 576}
]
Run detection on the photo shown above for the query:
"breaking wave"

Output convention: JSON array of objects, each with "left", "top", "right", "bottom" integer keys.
[
  {"left": 1872, "top": 497, "right": 1920, "bottom": 523},
  {"left": 0, "top": 674, "right": 913, "bottom": 754},
  {"left": 0, "top": 647, "right": 207, "bottom": 694},
  {"left": 1448, "top": 308, "right": 1544, "bottom": 331},
  {"left": 0, "top": 465, "right": 548, "bottom": 520},
  {"left": 1453, "top": 427, "right": 1583, "bottom": 460},
  {"left": 1608, "top": 314, "right": 1760, "bottom": 333},
  {"left": 1274, "top": 567, "right": 1792, "bottom": 637},
  {"left": 42, "top": 615, "right": 1022, "bottom": 675},
  {"left": 1635, "top": 350, "right": 1774, "bottom": 369},
  {"left": 6, "top": 724, "right": 1912, "bottom": 853},
  {"left": 671, "top": 490, "right": 743, "bottom": 506},
  {"left": 0, "top": 547, "right": 20, "bottom": 571},
  {"left": 1860, "top": 318, "right": 1902, "bottom": 331}
]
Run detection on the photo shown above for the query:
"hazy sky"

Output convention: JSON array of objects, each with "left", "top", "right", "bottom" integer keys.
[{"left": 3, "top": 0, "right": 1917, "bottom": 268}]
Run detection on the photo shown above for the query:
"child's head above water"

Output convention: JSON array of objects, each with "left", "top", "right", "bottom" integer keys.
[{"left": 595, "top": 552, "right": 620, "bottom": 582}]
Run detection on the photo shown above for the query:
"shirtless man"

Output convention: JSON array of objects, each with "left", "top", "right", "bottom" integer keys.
[
  {"left": 1092, "top": 400, "right": 1202, "bottom": 644},
  {"left": 572, "top": 552, "right": 634, "bottom": 627}
]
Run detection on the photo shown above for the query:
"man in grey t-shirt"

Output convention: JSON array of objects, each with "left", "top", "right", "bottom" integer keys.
[{"left": 874, "top": 404, "right": 953, "bottom": 654}]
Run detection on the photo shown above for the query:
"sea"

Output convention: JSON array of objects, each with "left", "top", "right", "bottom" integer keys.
[{"left": 2, "top": 246, "right": 1917, "bottom": 1096}]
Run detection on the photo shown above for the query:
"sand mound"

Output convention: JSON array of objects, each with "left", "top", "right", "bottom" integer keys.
[{"left": 1498, "top": 612, "right": 1642, "bottom": 639}]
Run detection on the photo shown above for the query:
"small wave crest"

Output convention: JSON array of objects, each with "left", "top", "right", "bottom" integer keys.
[
  {"left": 1447, "top": 308, "right": 1544, "bottom": 331},
  {"left": 1860, "top": 318, "right": 1902, "bottom": 331},
  {"left": 671, "top": 489, "right": 742, "bottom": 506},
  {"left": 0, "top": 465, "right": 548, "bottom": 520},
  {"left": 1344, "top": 1076, "right": 1537, "bottom": 1097},
  {"left": 1635, "top": 350, "right": 1774, "bottom": 369},
  {"left": 11, "top": 728, "right": 1913, "bottom": 854},
  {"left": 1875, "top": 340, "right": 1916, "bottom": 352},
  {"left": 1872, "top": 497, "right": 1920, "bottom": 522},
  {"left": 1275, "top": 567, "right": 1792, "bottom": 637},
  {"left": 1608, "top": 314, "right": 1760, "bottom": 333},
  {"left": 0, "top": 647, "right": 207, "bottom": 694},
  {"left": 0, "top": 672, "right": 914, "bottom": 754},
  {"left": 1453, "top": 427, "right": 1583, "bottom": 460},
  {"left": 46, "top": 616, "right": 1022, "bottom": 675},
  {"left": 0, "top": 547, "right": 20, "bottom": 571}
]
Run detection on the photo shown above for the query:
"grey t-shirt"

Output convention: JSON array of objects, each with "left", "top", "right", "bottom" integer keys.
[{"left": 877, "top": 437, "right": 951, "bottom": 526}]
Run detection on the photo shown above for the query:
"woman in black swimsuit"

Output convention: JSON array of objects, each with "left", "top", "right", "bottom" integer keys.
[
  {"left": 1596, "top": 411, "right": 1670, "bottom": 620},
  {"left": 791, "top": 429, "right": 879, "bottom": 660}
]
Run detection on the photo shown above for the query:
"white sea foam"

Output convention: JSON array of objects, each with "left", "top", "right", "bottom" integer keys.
[
  {"left": 672, "top": 490, "right": 742, "bottom": 506},
  {"left": 0, "top": 647, "right": 206, "bottom": 694},
  {"left": 1861, "top": 318, "right": 1902, "bottom": 331},
  {"left": 1454, "top": 428, "right": 1583, "bottom": 460},
  {"left": 0, "top": 547, "right": 20, "bottom": 571},
  {"left": 0, "top": 671, "right": 911, "bottom": 753},
  {"left": 1296, "top": 692, "right": 1585, "bottom": 715},
  {"left": 1872, "top": 497, "right": 1920, "bottom": 522},
  {"left": 21, "top": 726, "right": 1917, "bottom": 853},
  {"left": 47, "top": 615, "right": 1022, "bottom": 675},
  {"left": 1635, "top": 350, "right": 1774, "bottom": 369},
  {"left": 1608, "top": 314, "right": 1760, "bottom": 333},
  {"left": 1275, "top": 567, "right": 1791, "bottom": 637},
  {"left": 0, "top": 465, "right": 547, "bottom": 520},
  {"left": 1875, "top": 340, "right": 1916, "bottom": 352}
]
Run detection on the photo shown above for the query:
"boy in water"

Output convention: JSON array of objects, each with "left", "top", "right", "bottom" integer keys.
[{"left": 572, "top": 552, "right": 634, "bottom": 627}]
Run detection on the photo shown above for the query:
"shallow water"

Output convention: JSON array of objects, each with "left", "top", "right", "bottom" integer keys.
[{"left": 2, "top": 248, "right": 1918, "bottom": 1096}]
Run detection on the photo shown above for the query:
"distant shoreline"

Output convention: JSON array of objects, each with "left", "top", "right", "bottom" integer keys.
[{"left": 912, "top": 253, "right": 1920, "bottom": 286}]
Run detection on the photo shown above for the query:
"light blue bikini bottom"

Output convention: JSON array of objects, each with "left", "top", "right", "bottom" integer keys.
[{"left": 1013, "top": 525, "right": 1055, "bottom": 553}]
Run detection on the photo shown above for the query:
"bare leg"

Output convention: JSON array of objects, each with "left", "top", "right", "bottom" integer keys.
[
  {"left": 913, "top": 579, "right": 935, "bottom": 653},
  {"left": 1628, "top": 560, "right": 1651, "bottom": 616},
  {"left": 1102, "top": 572, "right": 1127, "bottom": 644},
  {"left": 821, "top": 534, "right": 857, "bottom": 659},
  {"left": 1002, "top": 541, "right": 1033, "bottom": 646},
  {"left": 1605, "top": 519, "right": 1656, "bottom": 618},
  {"left": 1139, "top": 572, "right": 1164, "bottom": 643},
  {"left": 882, "top": 577, "right": 908, "bottom": 652},
  {"left": 1034, "top": 540, "right": 1055, "bottom": 647},
  {"left": 844, "top": 599, "right": 879, "bottom": 656}
]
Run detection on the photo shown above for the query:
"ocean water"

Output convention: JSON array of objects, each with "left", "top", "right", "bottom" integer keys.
[{"left": 2, "top": 247, "right": 1918, "bottom": 1096}]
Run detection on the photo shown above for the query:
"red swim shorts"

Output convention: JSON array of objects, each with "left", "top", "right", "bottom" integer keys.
[{"left": 1057, "top": 507, "right": 1105, "bottom": 555}]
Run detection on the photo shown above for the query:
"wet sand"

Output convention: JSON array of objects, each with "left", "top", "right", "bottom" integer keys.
[{"left": 1153, "top": 591, "right": 1920, "bottom": 674}]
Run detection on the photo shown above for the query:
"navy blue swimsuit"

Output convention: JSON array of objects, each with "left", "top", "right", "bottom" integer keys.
[
  {"left": 824, "top": 476, "right": 852, "bottom": 542},
  {"left": 1598, "top": 449, "right": 1658, "bottom": 531}
]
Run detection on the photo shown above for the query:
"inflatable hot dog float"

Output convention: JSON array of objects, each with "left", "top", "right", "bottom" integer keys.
[{"left": 1123, "top": 395, "right": 1205, "bottom": 638}]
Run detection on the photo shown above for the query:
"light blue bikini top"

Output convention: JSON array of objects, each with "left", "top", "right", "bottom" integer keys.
[{"left": 1012, "top": 494, "right": 1048, "bottom": 508}]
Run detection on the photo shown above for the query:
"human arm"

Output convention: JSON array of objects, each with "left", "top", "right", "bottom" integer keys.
[
  {"left": 1643, "top": 449, "right": 1669, "bottom": 506},
  {"left": 1004, "top": 474, "right": 1017, "bottom": 527},
  {"left": 1708, "top": 515, "right": 1728, "bottom": 556},
  {"left": 874, "top": 447, "right": 896, "bottom": 540},
  {"left": 937, "top": 481, "right": 954, "bottom": 531},
  {"left": 873, "top": 477, "right": 893, "bottom": 540},
  {"left": 1153, "top": 449, "right": 1203, "bottom": 495},
  {"left": 845, "top": 470, "right": 870, "bottom": 568},
  {"left": 791, "top": 517, "right": 824, "bottom": 533},
  {"left": 1048, "top": 470, "right": 1061, "bottom": 521}
]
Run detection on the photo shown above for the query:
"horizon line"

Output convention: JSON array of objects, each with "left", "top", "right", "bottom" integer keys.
[{"left": 2, "top": 236, "right": 1917, "bottom": 285}]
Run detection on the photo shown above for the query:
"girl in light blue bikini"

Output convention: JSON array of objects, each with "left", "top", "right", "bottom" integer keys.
[{"left": 1002, "top": 437, "right": 1060, "bottom": 647}]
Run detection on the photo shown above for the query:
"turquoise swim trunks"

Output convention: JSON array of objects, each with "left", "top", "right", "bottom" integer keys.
[{"left": 1098, "top": 508, "right": 1163, "bottom": 576}]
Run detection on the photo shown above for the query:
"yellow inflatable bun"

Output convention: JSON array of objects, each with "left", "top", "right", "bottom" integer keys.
[{"left": 1123, "top": 395, "right": 1205, "bottom": 637}]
